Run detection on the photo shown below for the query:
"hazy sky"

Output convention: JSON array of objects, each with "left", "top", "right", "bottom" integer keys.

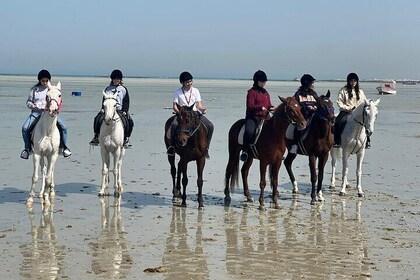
[{"left": 2, "top": 0, "right": 420, "bottom": 80}]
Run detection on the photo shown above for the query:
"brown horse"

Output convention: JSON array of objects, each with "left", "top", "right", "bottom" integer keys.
[
  {"left": 224, "top": 96, "right": 307, "bottom": 210},
  {"left": 284, "top": 91, "right": 335, "bottom": 205},
  {"left": 164, "top": 104, "right": 209, "bottom": 208}
]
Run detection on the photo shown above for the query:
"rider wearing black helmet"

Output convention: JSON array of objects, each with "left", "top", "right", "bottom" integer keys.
[
  {"left": 166, "top": 71, "right": 214, "bottom": 158},
  {"left": 288, "top": 74, "right": 319, "bottom": 154},
  {"left": 240, "top": 70, "right": 274, "bottom": 162},
  {"left": 334, "top": 72, "right": 370, "bottom": 148},
  {"left": 89, "top": 69, "right": 134, "bottom": 148}
]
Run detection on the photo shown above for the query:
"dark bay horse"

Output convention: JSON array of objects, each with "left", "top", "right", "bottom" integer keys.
[
  {"left": 224, "top": 96, "right": 307, "bottom": 210},
  {"left": 164, "top": 104, "right": 209, "bottom": 208},
  {"left": 284, "top": 91, "right": 335, "bottom": 205}
]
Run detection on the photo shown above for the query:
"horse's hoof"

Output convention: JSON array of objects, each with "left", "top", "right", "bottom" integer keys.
[
  {"left": 310, "top": 200, "right": 317, "bottom": 205},
  {"left": 26, "top": 198, "right": 33, "bottom": 206},
  {"left": 246, "top": 196, "right": 254, "bottom": 203},
  {"left": 114, "top": 192, "right": 121, "bottom": 197},
  {"left": 224, "top": 197, "right": 231, "bottom": 206},
  {"left": 358, "top": 193, "right": 365, "bottom": 198},
  {"left": 329, "top": 185, "right": 335, "bottom": 189},
  {"left": 258, "top": 205, "right": 267, "bottom": 211},
  {"left": 292, "top": 190, "right": 299, "bottom": 194},
  {"left": 50, "top": 191, "right": 56, "bottom": 197},
  {"left": 339, "top": 191, "right": 346, "bottom": 196},
  {"left": 274, "top": 204, "right": 282, "bottom": 210},
  {"left": 198, "top": 205, "right": 204, "bottom": 210}
]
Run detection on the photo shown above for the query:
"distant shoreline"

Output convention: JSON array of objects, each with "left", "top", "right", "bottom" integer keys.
[{"left": 0, "top": 73, "right": 418, "bottom": 83}]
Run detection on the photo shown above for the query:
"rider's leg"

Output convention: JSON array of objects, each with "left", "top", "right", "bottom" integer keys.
[
  {"left": 166, "top": 118, "right": 178, "bottom": 155},
  {"left": 89, "top": 112, "right": 102, "bottom": 145},
  {"left": 57, "top": 117, "right": 71, "bottom": 157},
  {"left": 20, "top": 113, "right": 38, "bottom": 159},
  {"left": 200, "top": 115, "right": 213, "bottom": 159},
  {"left": 241, "top": 118, "right": 256, "bottom": 161}
]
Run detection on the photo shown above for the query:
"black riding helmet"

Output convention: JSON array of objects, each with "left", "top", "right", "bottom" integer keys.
[
  {"left": 347, "top": 72, "right": 359, "bottom": 82},
  {"left": 179, "top": 71, "right": 193, "bottom": 83},
  {"left": 253, "top": 70, "right": 268, "bottom": 82},
  {"left": 300, "top": 74, "right": 316, "bottom": 87},
  {"left": 37, "top": 69, "right": 51, "bottom": 81},
  {"left": 110, "top": 69, "right": 123, "bottom": 80}
]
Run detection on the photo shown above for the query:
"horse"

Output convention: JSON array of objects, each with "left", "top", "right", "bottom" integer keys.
[
  {"left": 284, "top": 91, "right": 335, "bottom": 205},
  {"left": 27, "top": 81, "right": 63, "bottom": 206},
  {"left": 164, "top": 104, "right": 209, "bottom": 208},
  {"left": 330, "top": 98, "right": 380, "bottom": 197},
  {"left": 98, "top": 91, "right": 125, "bottom": 197},
  {"left": 224, "top": 96, "right": 307, "bottom": 210}
]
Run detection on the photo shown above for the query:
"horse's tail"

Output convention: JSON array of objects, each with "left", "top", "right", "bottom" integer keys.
[{"left": 225, "top": 120, "right": 242, "bottom": 192}]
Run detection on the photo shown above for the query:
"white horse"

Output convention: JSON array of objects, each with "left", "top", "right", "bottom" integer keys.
[
  {"left": 28, "top": 81, "right": 62, "bottom": 206},
  {"left": 330, "top": 98, "right": 380, "bottom": 197},
  {"left": 98, "top": 91, "right": 125, "bottom": 196}
]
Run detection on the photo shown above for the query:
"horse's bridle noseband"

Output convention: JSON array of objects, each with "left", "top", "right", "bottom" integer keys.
[
  {"left": 104, "top": 96, "right": 119, "bottom": 124},
  {"left": 45, "top": 90, "right": 62, "bottom": 116},
  {"left": 177, "top": 110, "right": 201, "bottom": 137}
]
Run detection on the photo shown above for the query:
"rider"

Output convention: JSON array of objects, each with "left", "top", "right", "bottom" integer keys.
[
  {"left": 335, "top": 72, "right": 370, "bottom": 148},
  {"left": 240, "top": 70, "right": 274, "bottom": 162},
  {"left": 20, "top": 69, "right": 71, "bottom": 159},
  {"left": 166, "top": 71, "right": 214, "bottom": 159},
  {"left": 289, "top": 74, "right": 318, "bottom": 154},
  {"left": 89, "top": 69, "right": 134, "bottom": 148}
]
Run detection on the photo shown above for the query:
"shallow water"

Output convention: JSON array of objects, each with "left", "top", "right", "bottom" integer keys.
[{"left": 0, "top": 76, "right": 419, "bottom": 279}]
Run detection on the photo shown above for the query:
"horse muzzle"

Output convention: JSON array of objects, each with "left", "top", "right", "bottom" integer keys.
[{"left": 366, "top": 129, "right": 373, "bottom": 136}]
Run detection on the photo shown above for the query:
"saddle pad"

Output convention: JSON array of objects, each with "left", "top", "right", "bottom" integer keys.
[{"left": 237, "top": 120, "right": 264, "bottom": 145}]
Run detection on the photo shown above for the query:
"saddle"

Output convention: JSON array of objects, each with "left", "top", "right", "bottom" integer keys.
[
  {"left": 333, "top": 114, "right": 350, "bottom": 145},
  {"left": 238, "top": 120, "right": 265, "bottom": 159},
  {"left": 285, "top": 117, "right": 313, "bottom": 155}
]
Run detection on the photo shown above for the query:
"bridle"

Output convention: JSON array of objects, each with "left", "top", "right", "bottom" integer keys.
[
  {"left": 45, "top": 90, "right": 62, "bottom": 116},
  {"left": 316, "top": 97, "right": 335, "bottom": 125},
  {"left": 103, "top": 96, "right": 120, "bottom": 124},
  {"left": 177, "top": 110, "right": 202, "bottom": 138}
]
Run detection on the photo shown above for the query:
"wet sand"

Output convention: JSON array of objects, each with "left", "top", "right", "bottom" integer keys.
[{"left": 1, "top": 76, "right": 419, "bottom": 279}]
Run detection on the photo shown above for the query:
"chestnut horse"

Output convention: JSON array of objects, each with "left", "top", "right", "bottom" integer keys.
[
  {"left": 284, "top": 91, "right": 335, "bottom": 204},
  {"left": 224, "top": 96, "right": 307, "bottom": 210},
  {"left": 164, "top": 104, "right": 209, "bottom": 208}
]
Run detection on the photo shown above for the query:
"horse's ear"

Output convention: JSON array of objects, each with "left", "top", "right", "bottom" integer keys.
[
  {"left": 176, "top": 103, "right": 181, "bottom": 112},
  {"left": 326, "top": 90, "right": 330, "bottom": 98},
  {"left": 374, "top": 98, "right": 381, "bottom": 105},
  {"left": 47, "top": 81, "right": 52, "bottom": 89},
  {"left": 56, "top": 81, "right": 61, "bottom": 90},
  {"left": 102, "top": 91, "right": 107, "bottom": 98},
  {"left": 188, "top": 104, "right": 195, "bottom": 111},
  {"left": 278, "top": 96, "right": 286, "bottom": 104}
]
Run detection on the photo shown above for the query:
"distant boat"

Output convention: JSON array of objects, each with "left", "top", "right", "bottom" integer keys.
[
  {"left": 401, "top": 81, "right": 417, "bottom": 85},
  {"left": 376, "top": 81, "right": 397, "bottom": 95}
]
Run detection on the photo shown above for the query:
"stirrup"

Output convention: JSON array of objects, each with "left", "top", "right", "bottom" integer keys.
[
  {"left": 166, "top": 146, "right": 175, "bottom": 156},
  {"left": 289, "top": 145, "right": 298, "bottom": 154},
  {"left": 240, "top": 152, "right": 248, "bottom": 162},
  {"left": 124, "top": 138, "right": 132, "bottom": 149},
  {"left": 20, "top": 149, "right": 29, "bottom": 160},
  {"left": 89, "top": 137, "right": 99, "bottom": 146}
]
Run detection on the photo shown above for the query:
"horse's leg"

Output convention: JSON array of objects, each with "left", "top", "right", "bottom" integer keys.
[
  {"left": 113, "top": 150, "right": 123, "bottom": 197},
  {"left": 330, "top": 148, "right": 339, "bottom": 188},
  {"left": 168, "top": 155, "right": 179, "bottom": 201},
  {"left": 340, "top": 150, "right": 351, "bottom": 196},
  {"left": 196, "top": 157, "right": 206, "bottom": 209},
  {"left": 257, "top": 164, "right": 268, "bottom": 210},
  {"left": 270, "top": 162, "right": 282, "bottom": 209},
  {"left": 44, "top": 154, "right": 58, "bottom": 206},
  {"left": 99, "top": 151, "right": 110, "bottom": 196},
  {"left": 316, "top": 153, "right": 329, "bottom": 202},
  {"left": 284, "top": 153, "right": 298, "bottom": 193},
  {"left": 309, "top": 155, "right": 318, "bottom": 205},
  {"left": 224, "top": 155, "right": 236, "bottom": 205},
  {"left": 240, "top": 159, "right": 254, "bottom": 202},
  {"left": 176, "top": 160, "right": 183, "bottom": 200},
  {"left": 355, "top": 149, "right": 366, "bottom": 197},
  {"left": 39, "top": 158, "right": 46, "bottom": 198},
  {"left": 28, "top": 154, "right": 40, "bottom": 205},
  {"left": 179, "top": 160, "right": 189, "bottom": 207}
]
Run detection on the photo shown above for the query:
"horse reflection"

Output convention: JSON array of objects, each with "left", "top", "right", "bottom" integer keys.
[
  {"left": 162, "top": 207, "right": 209, "bottom": 279},
  {"left": 223, "top": 199, "right": 370, "bottom": 278},
  {"left": 19, "top": 202, "right": 66, "bottom": 279},
  {"left": 89, "top": 196, "right": 132, "bottom": 278}
]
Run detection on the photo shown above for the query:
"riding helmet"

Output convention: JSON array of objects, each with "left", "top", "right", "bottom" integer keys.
[
  {"left": 110, "top": 69, "right": 123, "bottom": 80},
  {"left": 253, "top": 70, "right": 268, "bottom": 82},
  {"left": 347, "top": 72, "right": 359, "bottom": 82},
  {"left": 300, "top": 74, "right": 316, "bottom": 87},
  {"left": 179, "top": 71, "right": 193, "bottom": 83},
  {"left": 37, "top": 69, "right": 51, "bottom": 81}
]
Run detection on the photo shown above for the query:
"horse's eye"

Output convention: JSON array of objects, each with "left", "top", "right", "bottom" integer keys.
[
  {"left": 59, "top": 94, "right": 61, "bottom": 98},
  {"left": 46, "top": 96, "right": 51, "bottom": 102}
]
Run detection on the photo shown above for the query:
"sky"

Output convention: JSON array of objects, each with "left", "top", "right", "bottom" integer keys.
[{"left": 2, "top": 0, "right": 420, "bottom": 80}]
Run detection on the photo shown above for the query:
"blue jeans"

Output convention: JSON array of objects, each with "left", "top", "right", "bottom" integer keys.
[{"left": 21, "top": 112, "right": 68, "bottom": 150}]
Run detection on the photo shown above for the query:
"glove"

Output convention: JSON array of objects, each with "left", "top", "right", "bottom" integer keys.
[{"left": 123, "top": 111, "right": 127, "bottom": 116}]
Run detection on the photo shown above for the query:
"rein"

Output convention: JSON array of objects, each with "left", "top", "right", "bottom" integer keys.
[{"left": 178, "top": 110, "right": 202, "bottom": 137}]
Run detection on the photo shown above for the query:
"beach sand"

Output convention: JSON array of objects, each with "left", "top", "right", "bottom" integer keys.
[{"left": 0, "top": 76, "right": 419, "bottom": 279}]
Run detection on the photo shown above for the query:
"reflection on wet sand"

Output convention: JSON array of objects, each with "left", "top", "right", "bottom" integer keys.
[
  {"left": 162, "top": 207, "right": 209, "bottom": 280},
  {"left": 19, "top": 200, "right": 66, "bottom": 279},
  {"left": 224, "top": 198, "right": 371, "bottom": 279},
  {"left": 88, "top": 196, "right": 132, "bottom": 278}
]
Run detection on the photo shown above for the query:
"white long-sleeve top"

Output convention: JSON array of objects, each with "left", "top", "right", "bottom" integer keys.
[
  {"left": 337, "top": 87, "right": 367, "bottom": 112},
  {"left": 26, "top": 85, "right": 48, "bottom": 112}
]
